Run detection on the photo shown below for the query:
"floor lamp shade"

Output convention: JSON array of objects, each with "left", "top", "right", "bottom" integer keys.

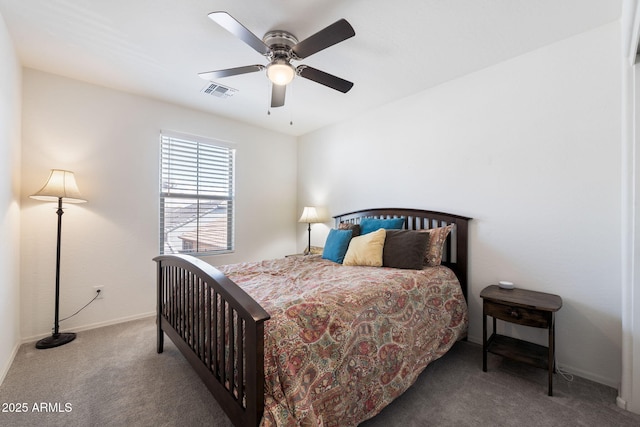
[
  {"left": 298, "top": 206, "right": 321, "bottom": 255},
  {"left": 30, "top": 169, "right": 86, "bottom": 203},
  {"left": 30, "top": 169, "right": 86, "bottom": 349}
]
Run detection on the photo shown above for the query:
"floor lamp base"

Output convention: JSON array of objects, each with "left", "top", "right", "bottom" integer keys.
[{"left": 36, "top": 332, "right": 76, "bottom": 349}]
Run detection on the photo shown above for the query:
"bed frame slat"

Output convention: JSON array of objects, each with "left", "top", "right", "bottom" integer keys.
[{"left": 214, "top": 300, "right": 219, "bottom": 378}]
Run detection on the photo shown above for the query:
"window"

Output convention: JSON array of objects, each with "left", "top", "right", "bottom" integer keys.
[{"left": 160, "top": 131, "right": 235, "bottom": 255}]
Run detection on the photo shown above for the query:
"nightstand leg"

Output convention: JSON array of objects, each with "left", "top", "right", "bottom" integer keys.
[
  {"left": 548, "top": 316, "right": 555, "bottom": 396},
  {"left": 483, "top": 311, "right": 487, "bottom": 372}
]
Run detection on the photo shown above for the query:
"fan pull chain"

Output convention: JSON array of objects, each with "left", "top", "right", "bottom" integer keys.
[
  {"left": 266, "top": 78, "right": 271, "bottom": 116},
  {"left": 289, "top": 83, "right": 294, "bottom": 126}
]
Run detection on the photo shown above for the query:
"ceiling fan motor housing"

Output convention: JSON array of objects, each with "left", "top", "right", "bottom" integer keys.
[{"left": 263, "top": 30, "right": 299, "bottom": 60}]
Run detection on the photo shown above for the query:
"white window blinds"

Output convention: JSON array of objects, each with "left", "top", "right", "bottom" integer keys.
[{"left": 160, "top": 132, "right": 235, "bottom": 255}]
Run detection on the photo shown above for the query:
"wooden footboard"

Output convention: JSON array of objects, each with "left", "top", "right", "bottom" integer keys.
[{"left": 154, "top": 254, "right": 270, "bottom": 427}]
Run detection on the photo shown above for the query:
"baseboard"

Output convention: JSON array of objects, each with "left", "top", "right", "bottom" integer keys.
[
  {"left": 550, "top": 363, "right": 618, "bottom": 389},
  {"left": 617, "top": 396, "right": 628, "bottom": 410},
  {"left": 21, "top": 311, "right": 156, "bottom": 345},
  {"left": 466, "top": 333, "right": 483, "bottom": 346},
  {"left": 0, "top": 341, "right": 21, "bottom": 386}
]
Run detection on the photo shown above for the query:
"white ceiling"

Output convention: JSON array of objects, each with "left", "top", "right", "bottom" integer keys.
[{"left": 0, "top": 0, "right": 621, "bottom": 136}]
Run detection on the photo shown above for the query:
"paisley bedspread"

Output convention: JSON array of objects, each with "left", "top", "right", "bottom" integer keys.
[{"left": 217, "top": 255, "right": 468, "bottom": 427}]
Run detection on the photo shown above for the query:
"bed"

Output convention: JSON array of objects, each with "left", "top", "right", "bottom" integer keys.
[{"left": 154, "top": 208, "right": 471, "bottom": 427}]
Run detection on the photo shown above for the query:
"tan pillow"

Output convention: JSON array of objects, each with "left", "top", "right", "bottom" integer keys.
[
  {"left": 343, "top": 228, "right": 386, "bottom": 267},
  {"left": 420, "top": 224, "right": 454, "bottom": 266}
]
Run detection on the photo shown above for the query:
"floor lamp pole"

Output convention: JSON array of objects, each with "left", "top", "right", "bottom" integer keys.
[
  {"left": 306, "top": 222, "right": 312, "bottom": 255},
  {"left": 36, "top": 197, "right": 76, "bottom": 349}
]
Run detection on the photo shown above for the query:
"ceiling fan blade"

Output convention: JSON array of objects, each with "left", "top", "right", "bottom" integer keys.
[
  {"left": 271, "top": 84, "right": 286, "bottom": 108},
  {"left": 291, "top": 19, "right": 355, "bottom": 59},
  {"left": 208, "top": 11, "right": 271, "bottom": 56},
  {"left": 297, "top": 65, "right": 354, "bottom": 93},
  {"left": 199, "top": 65, "right": 265, "bottom": 80}
]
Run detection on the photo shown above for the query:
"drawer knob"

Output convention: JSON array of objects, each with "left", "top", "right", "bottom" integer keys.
[{"left": 510, "top": 310, "right": 520, "bottom": 318}]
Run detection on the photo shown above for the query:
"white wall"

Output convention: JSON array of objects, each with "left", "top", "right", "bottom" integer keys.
[
  {"left": 0, "top": 12, "right": 22, "bottom": 383},
  {"left": 20, "top": 69, "right": 297, "bottom": 340},
  {"left": 298, "top": 22, "right": 622, "bottom": 387}
]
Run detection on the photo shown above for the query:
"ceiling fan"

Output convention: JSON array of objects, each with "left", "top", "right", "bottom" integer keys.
[{"left": 199, "top": 12, "right": 355, "bottom": 108}]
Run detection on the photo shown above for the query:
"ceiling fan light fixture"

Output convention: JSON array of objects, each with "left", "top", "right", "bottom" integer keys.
[{"left": 266, "top": 60, "right": 295, "bottom": 85}]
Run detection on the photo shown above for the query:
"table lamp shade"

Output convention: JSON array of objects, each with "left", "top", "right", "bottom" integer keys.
[
  {"left": 298, "top": 206, "right": 320, "bottom": 223},
  {"left": 30, "top": 169, "right": 86, "bottom": 203}
]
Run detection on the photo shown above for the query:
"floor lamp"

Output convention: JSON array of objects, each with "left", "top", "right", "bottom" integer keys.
[
  {"left": 30, "top": 169, "right": 87, "bottom": 349},
  {"left": 298, "top": 206, "right": 321, "bottom": 255}
]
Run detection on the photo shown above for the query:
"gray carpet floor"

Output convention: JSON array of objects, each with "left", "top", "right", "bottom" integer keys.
[{"left": 1, "top": 317, "right": 639, "bottom": 427}]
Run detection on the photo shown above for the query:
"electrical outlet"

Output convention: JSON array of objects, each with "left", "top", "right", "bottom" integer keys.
[{"left": 93, "top": 285, "right": 104, "bottom": 299}]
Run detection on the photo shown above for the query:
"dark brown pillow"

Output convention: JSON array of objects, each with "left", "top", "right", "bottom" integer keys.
[
  {"left": 383, "top": 230, "right": 430, "bottom": 269},
  {"left": 338, "top": 222, "right": 361, "bottom": 238}
]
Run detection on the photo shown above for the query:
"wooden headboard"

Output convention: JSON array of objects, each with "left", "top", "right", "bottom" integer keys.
[{"left": 333, "top": 208, "right": 471, "bottom": 301}]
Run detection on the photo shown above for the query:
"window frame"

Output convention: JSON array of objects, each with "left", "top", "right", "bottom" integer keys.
[{"left": 159, "top": 130, "right": 236, "bottom": 256}]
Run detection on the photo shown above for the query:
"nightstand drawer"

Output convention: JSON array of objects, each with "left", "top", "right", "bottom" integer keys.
[{"left": 484, "top": 300, "right": 550, "bottom": 328}]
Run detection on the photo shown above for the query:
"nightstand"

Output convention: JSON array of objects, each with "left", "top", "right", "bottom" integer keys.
[
  {"left": 481, "top": 285, "right": 562, "bottom": 396},
  {"left": 286, "top": 246, "right": 323, "bottom": 257}
]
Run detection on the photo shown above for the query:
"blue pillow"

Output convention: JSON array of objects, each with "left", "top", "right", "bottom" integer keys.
[
  {"left": 360, "top": 217, "right": 405, "bottom": 235},
  {"left": 322, "top": 229, "right": 353, "bottom": 264}
]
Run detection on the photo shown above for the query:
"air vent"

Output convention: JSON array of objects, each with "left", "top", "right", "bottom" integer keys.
[{"left": 201, "top": 83, "right": 238, "bottom": 98}]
